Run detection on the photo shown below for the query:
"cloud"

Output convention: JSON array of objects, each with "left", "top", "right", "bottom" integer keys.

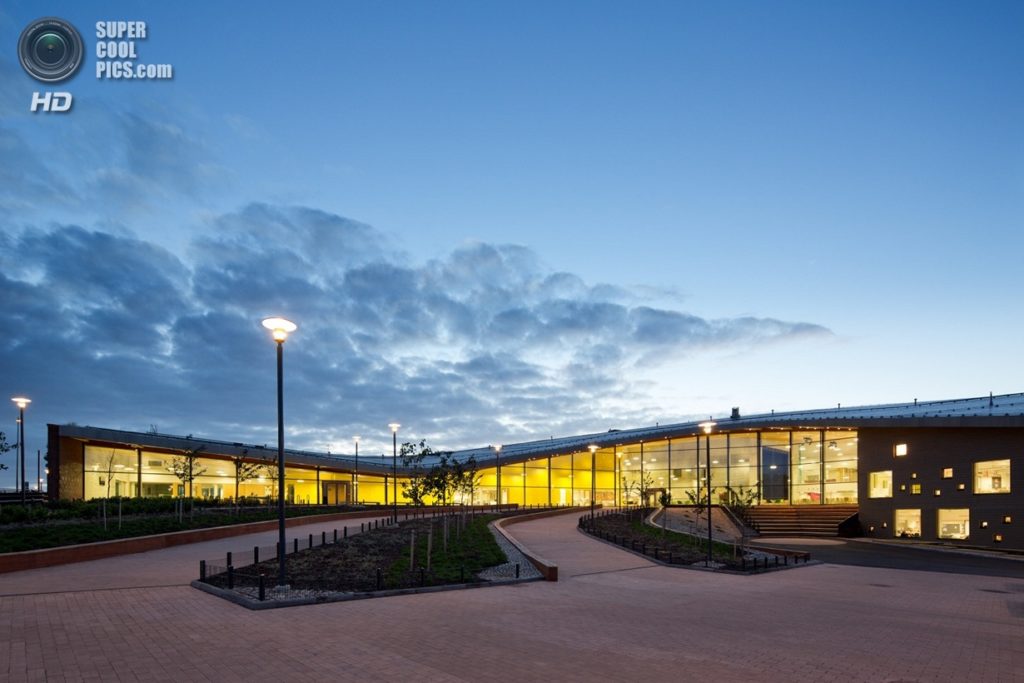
[{"left": 0, "top": 202, "right": 831, "bottom": 458}]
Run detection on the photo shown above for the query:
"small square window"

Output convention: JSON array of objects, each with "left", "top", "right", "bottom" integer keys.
[
  {"left": 942, "top": 468, "right": 953, "bottom": 478},
  {"left": 981, "top": 521, "right": 989, "bottom": 528},
  {"left": 957, "top": 483, "right": 965, "bottom": 491},
  {"left": 934, "top": 489, "right": 942, "bottom": 496},
  {"left": 910, "top": 484, "right": 921, "bottom": 495},
  {"left": 994, "top": 534, "right": 1003, "bottom": 543},
  {"left": 894, "top": 443, "right": 908, "bottom": 457},
  {"left": 899, "top": 484, "right": 907, "bottom": 492},
  {"left": 911, "top": 473, "right": 918, "bottom": 479},
  {"left": 1004, "top": 515, "right": 1013, "bottom": 524}
]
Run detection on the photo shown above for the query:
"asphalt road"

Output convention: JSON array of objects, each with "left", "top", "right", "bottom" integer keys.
[{"left": 750, "top": 537, "right": 1024, "bottom": 577}]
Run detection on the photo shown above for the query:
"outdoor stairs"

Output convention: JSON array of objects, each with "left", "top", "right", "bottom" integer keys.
[{"left": 745, "top": 505, "right": 858, "bottom": 537}]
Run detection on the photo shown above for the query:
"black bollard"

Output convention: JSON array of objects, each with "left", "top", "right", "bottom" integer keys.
[
  {"left": 344, "top": 527, "right": 348, "bottom": 539},
  {"left": 258, "top": 574, "right": 266, "bottom": 601},
  {"left": 226, "top": 551, "right": 232, "bottom": 567},
  {"left": 334, "top": 529, "right": 338, "bottom": 543},
  {"left": 376, "top": 567, "right": 383, "bottom": 590},
  {"left": 199, "top": 560, "right": 206, "bottom": 581},
  {"left": 227, "top": 565, "right": 234, "bottom": 590},
  {"left": 294, "top": 538, "right": 299, "bottom": 554},
  {"left": 515, "top": 563, "right": 520, "bottom": 578},
  {"left": 309, "top": 533, "right": 313, "bottom": 548},
  {"left": 322, "top": 531, "right": 326, "bottom": 545},
  {"left": 254, "top": 546, "right": 259, "bottom": 564},
  {"left": 361, "top": 522, "right": 365, "bottom": 532}
]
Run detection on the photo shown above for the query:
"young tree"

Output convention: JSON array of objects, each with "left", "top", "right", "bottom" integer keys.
[
  {"left": 425, "top": 451, "right": 460, "bottom": 506},
  {"left": 454, "top": 455, "right": 482, "bottom": 507},
  {"left": 0, "top": 431, "right": 10, "bottom": 472},
  {"left": 230, "top": 452, "right": 263, "bottom": 513},
  {"left": 399, "top": 440, "right": 435, "bottom": 506},
  {"left": 622, "top": 472, "right": 655, "bottom": 506},
  {"left": 169, "top": 447, "right": 207, "bottom": 521}
]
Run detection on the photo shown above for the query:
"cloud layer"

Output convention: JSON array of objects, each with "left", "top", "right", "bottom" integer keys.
[{"left": 0, "top": 201, "right": 830, "bottom": 454}]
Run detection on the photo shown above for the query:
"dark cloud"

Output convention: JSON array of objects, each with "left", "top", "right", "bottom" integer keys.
[{"left": 0, "top": 203, "right": 831, "bottom": 460}]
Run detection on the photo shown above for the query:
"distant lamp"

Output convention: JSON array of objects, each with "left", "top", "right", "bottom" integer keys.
[
  {"left": 11, "top": 396, "right": 31, "bottom": 503},
  {"left": 588, "top": 444, "right": 598, "bottom": 520}
]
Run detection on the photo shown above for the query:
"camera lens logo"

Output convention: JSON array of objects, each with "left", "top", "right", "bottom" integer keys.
[{"left": 18, "top": 17, "right": 84, "bottom": 83}]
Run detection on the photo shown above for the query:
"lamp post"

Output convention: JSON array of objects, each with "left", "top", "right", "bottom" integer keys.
[
  {"left": 353, "top": 436, "right": 360, "bottom": 504},
  {"left": 261, "top": 317, "right": 297, "bottom": 590},
  {"left": 388, "top": 423, "right": 400, "bottom": 522},
  {"left": 11, "top": 397, "right": 30, "bottom": 503},
  {"left": 699, "top": 420, "right": 717, "bottom": 568},
  {"left": 588, "top": 444, "right": 598, "bottom": 520},
  {"left": 494, "top": 445, "right": 502, "bottom": 510}
]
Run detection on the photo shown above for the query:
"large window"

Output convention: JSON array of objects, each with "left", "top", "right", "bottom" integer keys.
[
  {"left": 894, "top": 509, "right": 921, "bottom": 538},
  {"left": 937, "top": 508, "right": 970, "bottom": 540},
  {"left": 868, "top": 470, "right": 892, "bottom": 498},
  {"left": 974, "top": 459, "right": 1010, "bottom": 494}
]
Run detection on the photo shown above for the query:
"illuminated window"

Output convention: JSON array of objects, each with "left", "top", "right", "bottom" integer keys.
[
  {"left": 1004, "top": 515, "right": 1013, "bottom": 524},
  {"left": 942, "top": 468, "right": 953, "bottom": 479},
  {"left": 899, "top": 484, "right": 907, "bottom": 492},
  {"left": 894, "top": 509, "right": 921, "bottom": 538},
  {"left": 910, "top": 484, "right": 921, "bottom": 495},
  {"left": 981, "top": 521, "right": 989, "bottom": 528},
  {"left": 994, "top": 534, "right": 1003, "bottom": 543},
  {"left": 934, "top": 489, "right": 941, "bottom": 496},
  {"left": 937, "top": 508, "right": 969, "bottom": 540},
  {"left": 974, "top": 460, "right": 1010, "bottom": 494},
  {"left": 869, "top": 471, "right": 892, "bottom": 498},
  {"left": 957, "top": 483, "right": 965, "bottom": 491},
  {"left": 894, "top": 443, "right": 908, "bottom": 457}
]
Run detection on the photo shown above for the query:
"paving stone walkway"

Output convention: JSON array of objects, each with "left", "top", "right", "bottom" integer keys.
[{"left": 2, "top": 510, "right": 1022, "bottom": 681}]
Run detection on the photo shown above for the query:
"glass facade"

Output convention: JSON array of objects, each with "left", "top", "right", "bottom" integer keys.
[
  {"left": 77, "top": 428, "right": 860, "bottom": 507},
  {"left": 974, "top": 459, "right": 1010, "bottom": 494}
]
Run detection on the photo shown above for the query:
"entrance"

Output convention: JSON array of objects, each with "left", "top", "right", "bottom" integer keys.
[
  {"left": 761, "top": 446, "right": 790, "bottom": 504},
  {"left": 321, "top": 481, "right": 350, "bottom": 505}
]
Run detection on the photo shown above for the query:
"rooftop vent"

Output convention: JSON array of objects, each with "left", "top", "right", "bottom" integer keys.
[{"left": 731, "top": 407, "right": 741, "bottom": 419}]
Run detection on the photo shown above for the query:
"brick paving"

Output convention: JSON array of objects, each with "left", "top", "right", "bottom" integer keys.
[{"left": 2, "top": 511, "right": 1023, "bottom": 681}]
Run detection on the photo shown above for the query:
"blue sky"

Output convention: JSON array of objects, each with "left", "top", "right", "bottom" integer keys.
[{"left": 1, "top": 1, "right": 1022, "bottom": 486}]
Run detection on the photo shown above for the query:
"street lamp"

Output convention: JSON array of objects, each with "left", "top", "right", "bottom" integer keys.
[
  {"left": 494, "top": 444, "right": 502, "bottom": 510},
  {"left": 11, "top": 397, "right": 30, "bottom": 503},
  {"left": 388, "top": 423, "right": 400, "bottom": 522},
  {"left": 353, "top": 435, "right": 360, "bottom": 504},
  {"left": 261, "top": 317, "right": 297, "bottom": 590},
  {"left": 699, "top": 420, "right": 717, "bottom": 568},
  {"left": 588, "top": 444, "right": 598, "bottom": 520}
]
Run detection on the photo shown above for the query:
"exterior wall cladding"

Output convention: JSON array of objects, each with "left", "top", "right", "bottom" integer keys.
[{"left": 858, "top": 428, "right": 1023, "bottom": 549}]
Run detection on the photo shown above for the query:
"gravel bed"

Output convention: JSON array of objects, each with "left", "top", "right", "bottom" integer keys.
[{"left": 477, "top": 523, "right": 542, "bottom": 581}]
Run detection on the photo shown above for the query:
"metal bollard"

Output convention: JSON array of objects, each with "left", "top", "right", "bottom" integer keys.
[
  {"left": 361, "top": 522, "right": 365, "bottom": 532},
  {"left": 258, "top": 574, "right": 266, "bottom": 601},
  {"left": 294, "top": 538, "right": 299, "bottom": 553},
  {"left": 227, "top": 565, "right": 234, "bottom": 590},
  {"left": 226, "top": 551, "right": 232, "bottom": 567},
  {"left": 309, "top": 533, "right": 313, "bottom": 548},
  {"left": 199, "top": 560, "right": 206, "bottom": 581},
  {"left": 322, "top": 531, "right": 326, "bottom": 545},
  {"left": 515, "top": 563, "right": 520, "bottom": 578},
  {"left": 344, "top": 527, "right": 348, "bottom": 539},
  {"left": 334, "top": 529, "right": 338, "bottom": 543},
  {"left": 255, "top": 546, "right": 260, "bottom": 564}
]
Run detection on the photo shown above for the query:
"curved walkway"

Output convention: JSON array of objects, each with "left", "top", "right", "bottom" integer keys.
[{"left": 2, "top": 511, "right": 1022, "bottom": 681}]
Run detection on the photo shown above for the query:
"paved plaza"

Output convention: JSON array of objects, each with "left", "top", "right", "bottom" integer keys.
[{"left": 2, "top": 511, "right": 1023, "bottom": 681}]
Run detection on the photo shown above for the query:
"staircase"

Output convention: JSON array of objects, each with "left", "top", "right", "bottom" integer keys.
[{"left": 745, "top": 505, "right": 858, "bottom": 537}]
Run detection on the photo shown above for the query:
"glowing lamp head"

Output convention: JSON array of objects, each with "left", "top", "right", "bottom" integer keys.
[
  {"left": 588, "top": 444, "right": 598, "bottom": 454},
  {"left": 388, "top": 422, "right": 400, "bottom": 433},
  {"left": 11, "top": 397, "right": 31, "bottom": 409},
  {"left": 353, "top": 435, "right": 361, "bottom": 444},
  {"left": 698, "top": 420, "right": 716, "bottom": 435},
  {"left": 494, "top": 444, "right": 502, "bottom": 454},
  {"left": 261, "top": 317, "right": 297, "bottom": 342}
]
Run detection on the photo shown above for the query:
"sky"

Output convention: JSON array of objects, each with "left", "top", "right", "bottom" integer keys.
[{"left": 1, "top": 1, "right": 1022, "bottom": 486}]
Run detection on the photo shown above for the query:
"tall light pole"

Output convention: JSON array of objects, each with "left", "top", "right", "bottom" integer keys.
[
  {"left": 389, "top": 423, "right": 400, "bottom": 522},
  {"left": 11, "top": 397, "right": 30, "bottom": 503},
  {"left": 588, "top": 444, "right": 598, "bottom": 520},
  {"left": 699, "top": 420, "right": 717, "bottom": 568},
  {"left": 353, "top": 436, "right": 360, "bottom": 504},
  {"left": 494, "top": 445, "right": 502, "bottom": 510},
  {"left": 261, "top": 317, "right": 297, "bottom": 590}
]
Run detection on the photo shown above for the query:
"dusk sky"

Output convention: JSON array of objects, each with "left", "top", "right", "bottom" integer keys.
[{"left": 1, "top": 2, "right": 1021, "bottom": 486}]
